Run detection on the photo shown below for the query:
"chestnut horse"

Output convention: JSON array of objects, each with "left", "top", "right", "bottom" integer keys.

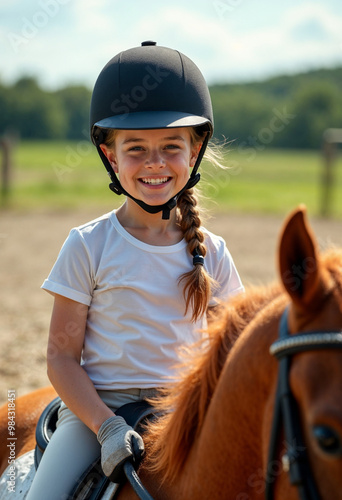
[{"left": 0, "top": 205, "right": 341, "bottom": 499}]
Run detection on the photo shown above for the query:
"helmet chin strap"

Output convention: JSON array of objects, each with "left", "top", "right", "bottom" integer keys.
[
  {"left": 96, "top": 134, "right": 209, "bottom": 220},
  {"left": 109, "top": 173, "right": 200, "bottom": 220}
]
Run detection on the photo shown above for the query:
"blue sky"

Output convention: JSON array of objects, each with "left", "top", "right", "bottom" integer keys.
[{"left": 1, "top": 0, "right": 342, "bottom": 90}]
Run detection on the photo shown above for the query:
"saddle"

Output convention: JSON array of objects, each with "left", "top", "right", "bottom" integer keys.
[{"left": 34, "top": 397, "right": 156, "bottom": 500}]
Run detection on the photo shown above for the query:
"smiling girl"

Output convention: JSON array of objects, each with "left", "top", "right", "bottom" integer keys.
[
  {"left": 100, "top": 128, "right": 198, "bottom": 219},
  {"left": 27, "top": 41, "right": 244, "bottom": 499}
]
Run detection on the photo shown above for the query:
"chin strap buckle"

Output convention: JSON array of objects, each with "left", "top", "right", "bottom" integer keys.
[
  {"left": 109, "top": 182, "right": 124, "bottom": 195},
  {"left": 162, "top": 199, "right": 178, "bottom": 220}
]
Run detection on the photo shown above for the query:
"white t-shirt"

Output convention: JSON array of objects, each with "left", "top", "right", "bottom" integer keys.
[{"left": 42, "top": 210, "right": 244, "bottom": 389}]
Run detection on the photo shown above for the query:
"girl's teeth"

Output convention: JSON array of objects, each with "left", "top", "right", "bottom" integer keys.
[{"left": 142, "top": 178, "right": 168, "bottom": 185}]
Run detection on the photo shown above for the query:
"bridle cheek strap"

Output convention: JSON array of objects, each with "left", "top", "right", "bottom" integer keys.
[{"left": 265, "top": 307, "right": 342, "bottom": 500}]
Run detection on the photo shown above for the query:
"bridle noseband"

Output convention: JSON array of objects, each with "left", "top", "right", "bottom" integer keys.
[{"left": 266, "top": 306, "right": 342, "bottom": 500}]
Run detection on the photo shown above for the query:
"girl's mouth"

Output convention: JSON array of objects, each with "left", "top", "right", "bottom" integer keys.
[{"left": 139, "top": 177, "right": 171, "bottom": 186}]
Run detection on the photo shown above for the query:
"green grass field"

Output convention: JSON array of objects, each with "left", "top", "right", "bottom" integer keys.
[{"left": 2, "top": 140, "right": 342, "bottom": 218}]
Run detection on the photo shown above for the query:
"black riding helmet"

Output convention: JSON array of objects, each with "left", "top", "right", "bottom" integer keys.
[{"left": 90, "top": 41, "right": 214, "bottom": 219}]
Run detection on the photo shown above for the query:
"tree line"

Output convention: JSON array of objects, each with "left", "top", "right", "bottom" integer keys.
[{"left": 0, "top": 67, "right": 341, "bottom": 149}]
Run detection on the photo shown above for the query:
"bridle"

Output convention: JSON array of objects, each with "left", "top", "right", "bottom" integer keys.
[
  {"left": 266, "top": 306, "right": 342, "bottom": 500},
  {"left": 120, "top": 305, "right": 342, "bottom": 500}
]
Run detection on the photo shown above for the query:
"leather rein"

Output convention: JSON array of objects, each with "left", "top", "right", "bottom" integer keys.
[{"left": 265, "top": 306, "right": 342, "bottom": 500}]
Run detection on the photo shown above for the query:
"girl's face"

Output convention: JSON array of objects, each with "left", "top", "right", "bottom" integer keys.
[{"left": 100, "top": 128, "right": 201, "bottom": 207}]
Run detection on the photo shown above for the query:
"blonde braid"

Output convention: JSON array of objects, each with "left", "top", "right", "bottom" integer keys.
[{"left": 177, "top": 188, "right": 216, "bottom": 322}]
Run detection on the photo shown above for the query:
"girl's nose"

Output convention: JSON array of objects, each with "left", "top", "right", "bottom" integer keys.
[{"left": 145, "top": 149, "right": 165, "bottom": 168}]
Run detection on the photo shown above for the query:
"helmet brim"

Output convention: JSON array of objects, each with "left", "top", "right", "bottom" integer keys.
[{"left": 94, "top": 110, "right": 212, "bottom": 134}]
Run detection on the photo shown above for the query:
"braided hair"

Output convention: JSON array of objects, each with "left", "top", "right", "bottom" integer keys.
[
  {"left": 177, "top": 187, "right": 216, "bottom": 322},
  {"left": 176, "top": 127, "right": 225, "bottom": 322}
]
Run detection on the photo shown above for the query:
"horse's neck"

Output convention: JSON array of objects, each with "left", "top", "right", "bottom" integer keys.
[{"left": 181, "top": 301, "right": 284, "bottom": 499}]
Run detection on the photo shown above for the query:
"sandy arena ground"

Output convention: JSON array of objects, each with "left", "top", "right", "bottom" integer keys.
[{"left": 1, "top": 207, "right": 342, "bottom": 406}]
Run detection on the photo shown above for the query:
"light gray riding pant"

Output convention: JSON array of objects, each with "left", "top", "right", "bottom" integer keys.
[{"left": 26, "top": 388, "right": 158, "bottom": 500}]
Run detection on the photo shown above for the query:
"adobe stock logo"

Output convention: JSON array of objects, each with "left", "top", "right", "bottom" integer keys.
[
  {"left": 110, "top": 65, "right": 170, "bottom": 119},
  {"left": 7, "top": 0, "right": 71, "bottom": 53},
  {"left": 282, "top": 257, "right": 317, "bottom": 292},
  {"left": 213, "top": 0, "right": 243, "bottom": 19}
]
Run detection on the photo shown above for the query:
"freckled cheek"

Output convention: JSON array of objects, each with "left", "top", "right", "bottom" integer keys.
[
  {"left": 176, "top": 159, "right": 192, "bottom": 178},
  {"left": 116, "top": 159, "right": 140, "bottom": 179}
]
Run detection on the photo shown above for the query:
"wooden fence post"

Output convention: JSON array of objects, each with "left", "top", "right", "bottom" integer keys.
[
  {"left": 1, "top": 136, "right": 12, "bottom": 205},
  {"left": 321, "top": 128, "right": 342, "bottom": 217}
]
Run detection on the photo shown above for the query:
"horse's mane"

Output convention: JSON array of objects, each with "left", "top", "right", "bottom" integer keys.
[
  {"left": 143, "top": 248, "right": 342, "bottom": 484},
  {"left": 143, "top": 281, "right": 283, "bottom": 483}
]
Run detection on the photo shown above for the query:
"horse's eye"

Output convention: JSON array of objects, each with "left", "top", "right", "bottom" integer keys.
[{"left": 313, "top": 425, "right": 342, "bottom": 456}]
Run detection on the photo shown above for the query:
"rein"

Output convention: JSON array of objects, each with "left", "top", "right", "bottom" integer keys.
[
  {"left": 123, "top": 461, "right": 154, "bottom": 500},
  {"left": 266, "top": 307, "right": 342, "bottom": 500}
]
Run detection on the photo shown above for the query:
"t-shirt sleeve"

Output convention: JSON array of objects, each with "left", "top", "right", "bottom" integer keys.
[
  {"left": 206, "top": 235, "right": 244, "bottom": 307},
  {"left": 41, "top": 228, "right": 94, "bottom": 305}
]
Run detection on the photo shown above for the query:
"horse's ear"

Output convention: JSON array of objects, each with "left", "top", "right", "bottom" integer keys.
[{"left": 278, "top": 205, "right": 324, "bottom": 310}]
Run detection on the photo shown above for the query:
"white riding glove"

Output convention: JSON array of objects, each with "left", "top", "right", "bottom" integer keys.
[{"left": 97, "top": 415, "right": 144, "bottom": 483}]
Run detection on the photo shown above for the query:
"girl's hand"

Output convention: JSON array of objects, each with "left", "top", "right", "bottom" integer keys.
[{"left": 97, "top": 415, "right": 144, "bottom": 483}]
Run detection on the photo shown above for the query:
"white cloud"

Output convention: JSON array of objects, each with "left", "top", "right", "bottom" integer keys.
[
  {"left": 203, "top": 2, "right": 342, "bottom": 82},
  {"left": 69, "top": 0, "right": 114, "bottom": 34},
  {"left": 1, "top": 1, "right": 342, "bottom": 89},
  {"left": 118, "top": 2, "right": 342, "bottom": 84}
]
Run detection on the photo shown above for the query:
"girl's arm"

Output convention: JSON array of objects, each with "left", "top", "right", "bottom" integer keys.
[{"left": 47, "top": 294, "right": 114, "bottom": 434}]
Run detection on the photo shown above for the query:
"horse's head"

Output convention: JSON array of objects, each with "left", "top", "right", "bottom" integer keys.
[{"left": 273, "top": 205, "right": 342, "bottom": 499}]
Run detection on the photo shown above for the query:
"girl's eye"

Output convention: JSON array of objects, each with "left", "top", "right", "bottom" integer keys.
[{"left": 165, "top": 144, "right": 180, "bottom": 150}]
